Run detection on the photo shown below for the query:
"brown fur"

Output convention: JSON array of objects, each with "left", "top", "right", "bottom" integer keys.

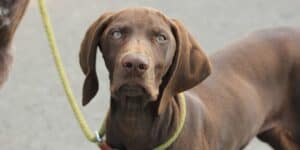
[
  {"left": 80, "top": 7, "right": 300, "bottom": 150},
  {"left": 0, "top": 0, "right": 29, "bottom": 87}
]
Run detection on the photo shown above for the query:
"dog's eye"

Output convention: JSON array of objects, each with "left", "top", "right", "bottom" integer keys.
[
  {"left": 112, "top": 30, "right": 122, "bottom": 39},
  {"left": 156, "top": 34, "right": 167, "bottom": 43}
]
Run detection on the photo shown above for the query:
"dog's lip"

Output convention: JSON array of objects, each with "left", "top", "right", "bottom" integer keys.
[
  {"left": 111, "top": 82, "right": 156, "bottom": 99},
  {"left": 118, "top": 84, "right": 146, "bottom": 96},
  {"left": 110, "top": 81, "right": 159, "bottom": 101}
]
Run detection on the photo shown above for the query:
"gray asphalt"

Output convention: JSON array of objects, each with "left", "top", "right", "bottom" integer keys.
[{"left": 1, "top": 0, "right": 299, "bottom": 149}]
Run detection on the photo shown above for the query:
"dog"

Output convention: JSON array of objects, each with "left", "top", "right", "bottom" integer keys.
[
  {"left": 0, "top": 0, "right": 29, "bottom": 87},
  {"left": 79, "top": 7, "right": 300, "bottom": 150}
]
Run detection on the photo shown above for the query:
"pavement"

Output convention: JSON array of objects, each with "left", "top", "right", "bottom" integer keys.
[{"left": 1, "top": 0, "right": 299, "bottom": 149}]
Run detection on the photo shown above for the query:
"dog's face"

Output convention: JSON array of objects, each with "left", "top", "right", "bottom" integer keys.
[
  {"left": 80, "top": 7, "right": 211, "bottom": 114},
  {"left": 100, "top": 9, "right": 176, "bottom": 102}
]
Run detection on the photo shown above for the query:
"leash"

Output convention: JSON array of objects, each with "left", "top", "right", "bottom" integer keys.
[
  {"left": 37, "top": 0, "right": 186, "bottom": 149},
  {"left": 154, "top": 93, "right": 186, "bottom": 150},
  {"left": 37, "top": 0, "right": 105, "bottom": 143}
]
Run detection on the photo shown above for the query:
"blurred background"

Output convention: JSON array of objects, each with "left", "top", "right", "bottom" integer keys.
[{"left": 1, "top": 0, "right": 299, "bottom": 149}]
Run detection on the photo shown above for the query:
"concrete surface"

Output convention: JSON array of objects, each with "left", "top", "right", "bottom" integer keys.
[{"left": 1, "top": 0, "right": 299, "bottom": 149}]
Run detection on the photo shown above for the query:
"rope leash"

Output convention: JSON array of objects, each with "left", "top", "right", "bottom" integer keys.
[
  {"left": 37, "top": 0, "right": 186, "bottom": 149},
  {"left": 37, "top": 0, "right": 104, "bottom": 143},
  {"left": 154, "top": 93, "right": 186, "bottom": 150}
]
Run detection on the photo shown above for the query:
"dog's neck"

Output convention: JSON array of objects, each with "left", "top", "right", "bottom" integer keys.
[{"left": 106, "top": 96, "right": 181, "bottom": 150}]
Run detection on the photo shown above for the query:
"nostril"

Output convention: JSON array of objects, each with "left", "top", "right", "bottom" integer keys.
[
  {"left": 138, "top": 63, "right": 148, "bottom": 71},
  {"left": 124, "top": 62, "right": 133, "bottom": 69}
]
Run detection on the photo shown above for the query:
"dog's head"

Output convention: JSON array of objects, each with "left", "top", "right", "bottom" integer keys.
[{"left": 79, "top": 7, "right": 211, "bottom": 114}]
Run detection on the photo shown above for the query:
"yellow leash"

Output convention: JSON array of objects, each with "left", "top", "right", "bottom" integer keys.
[
  {"left": 37, "top": 0, "right": 104, "bottom": 143},
  {"left": 37, "top": 0, "right": 186, "bottom": 149}
]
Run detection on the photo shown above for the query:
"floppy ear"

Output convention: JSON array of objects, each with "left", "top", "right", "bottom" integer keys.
[
  {"left": 79, "top": 12, "right": 114, "bottom": 106},
  {"left": 157, "top": 19, "right": 212, "bottom": 114}
]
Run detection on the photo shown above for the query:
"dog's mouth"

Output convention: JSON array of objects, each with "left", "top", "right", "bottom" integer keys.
[
  {"left": 111, "top": 82, "right": 158, "bottom": 101},
  {"left": 119, "top": 84, "right": 146, "bottom": 96},
  {"left": 111, "top": 83, "right": 159, "bottom": 111}
]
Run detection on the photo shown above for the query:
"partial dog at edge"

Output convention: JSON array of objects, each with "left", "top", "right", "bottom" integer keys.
[
  {"left": 80, "top": 7, "right": 300, "bottom": 150},
  {"left": 0, "top": 0, "right": 29, "bottom": 87}
]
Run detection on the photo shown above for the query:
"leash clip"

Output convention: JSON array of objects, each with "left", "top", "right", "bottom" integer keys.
[
  {"left": 95, "top": 131, "right": 103, "bottom": 143},
  {"left": 96, "top": 131, "right": 116, "bottom": 150}
]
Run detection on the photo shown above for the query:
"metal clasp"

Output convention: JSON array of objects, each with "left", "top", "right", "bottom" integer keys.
[{"left": 95, "top": 131, "right": 103, "bottom": 143}]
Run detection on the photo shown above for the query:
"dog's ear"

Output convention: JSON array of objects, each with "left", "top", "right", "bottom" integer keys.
[
  {"left": 79, "top": 12, "right": 114, "bottom": 106},
  {"left": 158, "top": 19, "right": 212, "bottom": 114}
]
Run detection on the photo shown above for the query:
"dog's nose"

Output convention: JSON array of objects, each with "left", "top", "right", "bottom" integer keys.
[{"left": 121, "top": 54, "right": 149, "bottom": 73}]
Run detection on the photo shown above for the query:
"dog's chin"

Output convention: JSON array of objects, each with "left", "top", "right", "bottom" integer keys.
[
  {"left": 119, "top": 84, "right": 146, "bottom": 97},
  {"left": 111, "top": 84, "right": 159, "bottom": 111},
  {"left": 111, "top": 83, "right": 158, "bottom": 101}
]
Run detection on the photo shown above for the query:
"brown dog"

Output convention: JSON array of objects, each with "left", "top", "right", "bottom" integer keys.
[
  {"left": 79, "top": 7, "right": 300, "bottom": 150},
  {"left": 0, "top": 0, "right": 29, "bottom": 87}
]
